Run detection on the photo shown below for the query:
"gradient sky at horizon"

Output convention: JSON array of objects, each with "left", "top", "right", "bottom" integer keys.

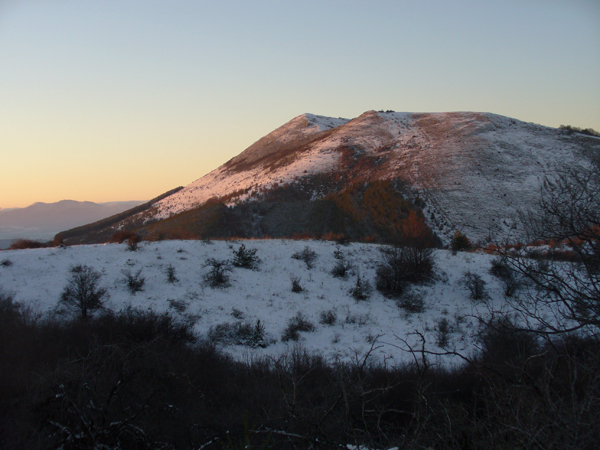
[{"left": 1, "top": 0, "right": 599, "bottom": 209}]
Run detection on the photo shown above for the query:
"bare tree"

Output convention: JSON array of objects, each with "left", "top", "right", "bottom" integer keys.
[
  {"left": 58, "top": 265, "right": 108, "bottom": 319},
  {"left": 501, "top": 167, "right": 600, "bottom": 334}
]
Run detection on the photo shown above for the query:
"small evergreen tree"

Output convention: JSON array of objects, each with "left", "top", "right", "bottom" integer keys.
[{"left": 232, "top": 244, "right": 259, "bottom": 269}]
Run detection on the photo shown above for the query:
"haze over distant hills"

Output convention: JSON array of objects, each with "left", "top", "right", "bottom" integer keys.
[
  {"left": 55, "top": 110, "right": 600, "bottom": 246},
  {"left": 0, "top": 200, "right": 144, "bottom": 248}
]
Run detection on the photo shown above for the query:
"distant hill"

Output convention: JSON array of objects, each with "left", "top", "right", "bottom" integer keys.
[
  {"left": 56, "top": 110, "right": 600, "bottom": 246},
  {"left": 0, "top": 199, "right": 146, "bottom": 247}
]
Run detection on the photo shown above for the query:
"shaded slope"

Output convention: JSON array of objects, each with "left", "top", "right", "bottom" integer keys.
[{"left": 55, "top": 187, "right": 183, "bottom": 245}]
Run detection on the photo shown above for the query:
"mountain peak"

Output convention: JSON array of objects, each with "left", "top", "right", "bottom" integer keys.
[{"left": 57, "top": 110, "right": 600, "bottom": 246}]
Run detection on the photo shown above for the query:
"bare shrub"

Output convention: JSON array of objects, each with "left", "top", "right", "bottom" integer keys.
[
  {"left": 290, "top": 276, "right": 303, "bottom": 293},
  {"left": 209, "top": 319, "right": 268, "bottom": 348},
  {"left": 489, "top": 257, "right": 521, "bottom": 297},
  {"left": 376, "top": 246, "right": 434, "bottom": 297},
  {"left": 397, "top": 291, "right": 426, "bottom": 313},
  {"left": 0, "top": 259, "right": 12, "bottom": 267},
  {"left": 111, "top": 230, "right": 136, "bottom": 243},
  {"left": 167, "top": 298, "right": 188, "bottom": 313},
  {"left": 126, "top": 233, "right": 142, "bottom": 251},
  {"left": 319, "top": 309, "right": 337, "bottom": 326},
  {"left": 436, "top": 317, "right": 452, "bottom": 347},
  {"left": 203, "top": 258, "right": 231, "bottom": 288},
  {"left": 291, "top": 246, "right": 318, "bottom": 269},
  {"left": 331, "top": 258, "right": 353, "bottom": 279},
  {"left": 58, "top": 265, "right": 108, "bottom": 319},
  {"left": 281, "top": 312, "right": 315, "bottom": 342},
  {"left": 349, "top": 274, "right": 371, "bottom": 301},
  {"left": 461, "top": 271, "right": 489, "bottom": 301},
  {"left": 231, "top": 307, "right": 245, "bottom": 319},
  {"left": 122, "top": 268, "right": 145, "bottom": 294},
  {"left": 344, "top": 312, "right": 372, "bottom": 325},
  {"left": 9, "top": 239, "right": 46, "bottom": 250},
  {"left": 165, "top": 264, "right": 178, "bottom": 283}
]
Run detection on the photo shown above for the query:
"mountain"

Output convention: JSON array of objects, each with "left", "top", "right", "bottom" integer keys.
[
  {"left": 0, "top": 199, "right": 146, "bottom": 246},
  {"left": 57, "top": 111, "right": 600, "bottom": 246}
]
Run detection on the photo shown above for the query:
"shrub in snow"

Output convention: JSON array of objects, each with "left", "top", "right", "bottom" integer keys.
[
  {"left": 231, "top": 307, "right": 245, "bottom": 319},
  {"left": 290, "top": 276, "right": 303, "bottom": 293},
  {"left": 291, "top": 246, "right": 318, "bottom": 269},
  {"left": 451, "top": 231, "right": 471, "bottom": 252},
  {"left": 319, "top": 309, "right": 337, "bottom": 326},
  {"left": 349, "top": 275, "right": 371, "bottom": 301},
  {"left": 333, "top": 247, "right": 345, "bottom": 260},
  {"left": 209, "top": 319, "right": 268, "bottom": 348},
  {"left": 126, "top": 234, "right": 142, "bottom": 252},
  {"left": 397, "top": 291, "right": 426, "bottom": 314},
  {"left": 461, "top": 271, "right": 488, "bottom": 302},
  {"left": 58, "top": 265, "right": 107, "bottom": 319},
  {"left": 122, "top": 268, "right": 146, "bottom": 294},
  {"left": 489, "top": 257, "right": 521, "bottom": 297},
  {"left": 436, "top": 317, "right": 452, "bottom": 347},
  {"left": 9, "top": 239, "right": 46, "bottom": 250},
  {"left": 331, "top": 257, "right": 353, "bottom": 279},
  {"left": 1, "top": 259, "right": 12, "bottom": 267},
  {"left": 281, "top": 312, "right": 315, "bottom": 342},
  {"left": 231, "top": 244, "right": 259, "bottom": 269},
  {"left": 375, "top": 246, "right": 434, "bottom": 297},
  {"left": 344, "top": 312, "right": 372, "bottom": 326},
  {"left": 203, "top": 258, "right": 232, "bottom": 288},
  {"left": 165, "top": 264, "right": 178, "bottom": 283},
  {"left": 167, "top": 298, "right": 187, "bottom": 313}
]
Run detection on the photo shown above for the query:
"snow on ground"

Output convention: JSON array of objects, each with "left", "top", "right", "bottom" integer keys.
[{"left": 0, "top": 240, "right": 509, "bottom": 367}]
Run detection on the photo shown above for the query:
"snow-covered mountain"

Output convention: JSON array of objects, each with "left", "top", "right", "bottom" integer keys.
[{"left": 62, "top": 111, "right": 600, "bottom": 245}]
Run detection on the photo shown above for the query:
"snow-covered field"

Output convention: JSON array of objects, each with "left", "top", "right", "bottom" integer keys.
[{"left": 0, "top": 239, "right": 507, "bottom": 366}]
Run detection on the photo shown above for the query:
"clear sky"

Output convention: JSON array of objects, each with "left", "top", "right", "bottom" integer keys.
[{"left": 1, "top": 0, "right": 599, "bottom": 208}]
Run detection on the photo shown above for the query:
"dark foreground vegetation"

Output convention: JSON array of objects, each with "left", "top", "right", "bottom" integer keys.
[{"left": 1, "top": 293, "right": 598, "bottom": 450}]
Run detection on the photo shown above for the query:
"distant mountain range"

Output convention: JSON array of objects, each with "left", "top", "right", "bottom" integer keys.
[
  {"left": 0, "top": 200, "right": 145, "bottom": 248},
  {"left": 54, "top": 110, "right": 600, "bottom": 246}
]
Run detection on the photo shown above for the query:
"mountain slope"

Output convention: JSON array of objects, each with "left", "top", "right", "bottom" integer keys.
[{"left": 64, "top": 111, "right": 600, "bottom": 245}]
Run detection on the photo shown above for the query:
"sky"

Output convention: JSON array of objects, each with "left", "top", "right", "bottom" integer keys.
[{"left": 1, "top": 0, "right": 599, "bottom": 209}]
